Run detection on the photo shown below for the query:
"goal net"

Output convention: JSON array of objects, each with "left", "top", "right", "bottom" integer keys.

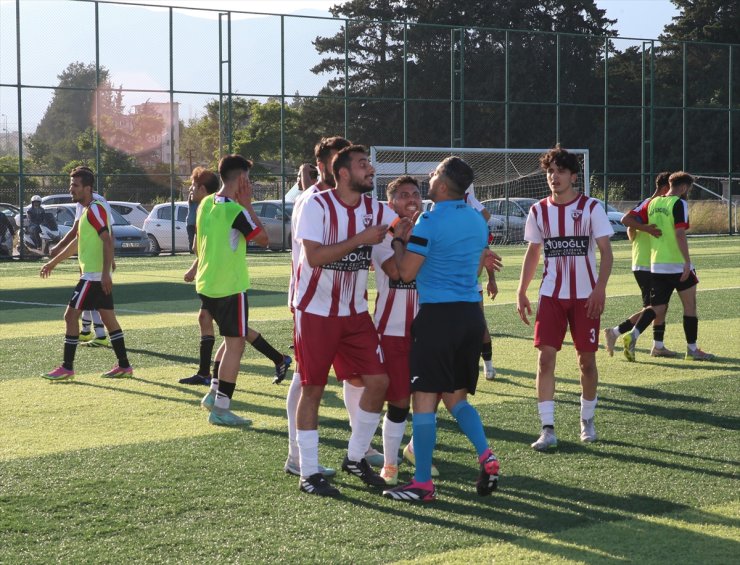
[{"left": 370, "top": 146, "right": 590, "bottom": 202}]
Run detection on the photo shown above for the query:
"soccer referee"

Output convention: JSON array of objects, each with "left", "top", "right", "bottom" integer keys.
[{"left": 383, "top": 156, "right": 502, "bottom": 502}]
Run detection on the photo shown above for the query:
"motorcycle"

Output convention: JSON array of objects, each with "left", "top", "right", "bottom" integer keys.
[{"left": 20, "top": 211, "right": 61, "bottom": 256}]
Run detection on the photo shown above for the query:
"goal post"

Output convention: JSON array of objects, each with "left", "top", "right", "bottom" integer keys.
[{"left": 369, "top": 146, "right": 590, "bottom": 202}]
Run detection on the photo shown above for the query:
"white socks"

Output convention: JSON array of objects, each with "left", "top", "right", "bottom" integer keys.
[
  {"left": 382, "top": 415, "right": 407, "bottom": 466},
  {"left": 297, "top": 429, "right": 319, "bottom": 478},
  {"left": 214, "top": 392, "right": 230, "bottom": 410},
  {"left": 347, "top": 408, "right": 381, "bottom": 462},
  {"left": 342, "top": 380, "right": 364, "bottom": 429},
  {"left": 537, "top": 400, "right": 555, "bottom": 427},
  {"left": 286, "top": 373, "right": 302, "bottom": 460},
  {"left": 580, "top": 395, "right": 598, "bottom": 421}
]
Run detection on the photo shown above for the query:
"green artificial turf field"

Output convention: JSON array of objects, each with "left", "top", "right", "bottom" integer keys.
[{"left": 1, "top": 237, "right": 738, "bottom": 563}]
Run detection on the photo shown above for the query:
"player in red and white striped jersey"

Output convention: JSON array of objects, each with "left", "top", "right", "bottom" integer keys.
[
  {"left": 284, "top": 136, "right": 351, "bottom": 480},
  {"left": 517, "top": 145, "right": 613, "bottom": 451},
  {"left": 293, "top": 145, "right": 395, "bottom": 497},
  {"left": 371, "top": 175, "right": 421, "bottom": 485}
]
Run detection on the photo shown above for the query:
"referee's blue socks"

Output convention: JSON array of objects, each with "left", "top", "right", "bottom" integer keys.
[
  {"left": 450, "top": 400, "right": 488, "bottom": 457},
  {"left": 411, "top": 412, "right": 436, "bottom": 483}
]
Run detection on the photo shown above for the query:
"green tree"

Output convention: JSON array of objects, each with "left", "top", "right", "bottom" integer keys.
[
  {"left": 0, "top": 155, "right": 40, "bottom": 196},
  {"left": 652, "top": 0, "right": 740, "bottom": 177},
  {"left": 27, "top": 62, "right": 110, "bottom": 173},
  {"left": 179, "top": 97, "right": 310, "bottom": 175},
  {"left": 305, "top": 1, "right": 614, "bottom": 150}
]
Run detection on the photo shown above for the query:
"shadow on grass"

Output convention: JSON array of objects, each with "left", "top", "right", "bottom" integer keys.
[
  {"left": 0, "top": 281, "right": 287, "bottom": 321},
  {"left": 333, "top": 475, "right": 693, "bottom": 544}
]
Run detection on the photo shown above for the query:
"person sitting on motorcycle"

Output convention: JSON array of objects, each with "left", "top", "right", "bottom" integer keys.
[{"left": 27, "top": 195, "right": 45, "bottom": 248}]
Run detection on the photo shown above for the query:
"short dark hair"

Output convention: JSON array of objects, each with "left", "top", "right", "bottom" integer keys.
[
  {"left": 315, "top": 136, "right": 351, "bottom": 167},
  {"left": 332, "top": 145, "right": 367, "bottom": 181},
  {"left": 669, "top": 171, "right": 694, "bottom": 188},
  {"left": 192, "top": 166, "right": 220, "bottom": 194},
  {"left": 70, "top": 166, "right": 95, "bottom": 189},
  {"left": 655, "top": 172, "right": 671, "bottom": 190},
  {"left": 540, "top": 145, "right": 580, "bottom": 175},
  {"left": 438, "top": 156, "right": 473, "bottom": 195},
  {"left": 387, "top": 175, "right": 419, "bottom": 200},
  {"left": 218, "top": 154, "right": 252, "bottom": 182}
]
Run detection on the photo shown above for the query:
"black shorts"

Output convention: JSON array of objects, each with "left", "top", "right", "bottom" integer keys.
[
  {"left": 409, "top": 302, "right": 486, "bottom": 395},
  {"left": 650, "top": 271, "right": 699, "bottom": 307},
  {"left": 198, "top": 292, "right": 249, "bottom": 337},
  {"left": 69, "top": 279, "right": 114, "bottom": 311},
  {"left": 633, "top": 270, "right": 653, "bottom": 308}
]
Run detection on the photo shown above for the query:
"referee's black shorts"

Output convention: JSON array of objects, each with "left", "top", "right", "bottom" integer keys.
[{"left": 409, "top": 302, "right": 486, "bottom": 395}]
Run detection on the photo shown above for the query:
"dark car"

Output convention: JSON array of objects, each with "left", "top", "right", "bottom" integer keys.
[
  {"left": 0, "top": 202, "right": 20, "bottom": 230},
  {"left": 52, "top": 204, "right": 150, "bottom": 255}
]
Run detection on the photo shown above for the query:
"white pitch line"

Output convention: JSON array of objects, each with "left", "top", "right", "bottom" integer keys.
[
  {"left": 0, "top": 300, "right": 194, "bottom": 315},
  {"left": 2, "top": 285, "right": 739, "bottom": 312},
  {"left": 489, "top": 286, "right": 740, "bottom": 306}
]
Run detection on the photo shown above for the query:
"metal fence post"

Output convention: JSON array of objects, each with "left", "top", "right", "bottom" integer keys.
[
  {"left": 280, "top": 15, "right": 286, "bottom": 250},
  {"left": 95, "top": 1, "right": 101, "bottom": 194},
  {"left": 729, "top": 44, "right": 734, "bottom": 234},
  {"left": 169, "top": 6, "right": 175, "bottom": 254},
  {"left": 15, "top": 0, "right": 24, "bottom": 258},
  {"left": 603, "top": 36, "right": 609, "bottom": 204}
]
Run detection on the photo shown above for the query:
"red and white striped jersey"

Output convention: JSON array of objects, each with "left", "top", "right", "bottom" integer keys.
[
  {"left": 463, "top": 191, "right": 485, "bottom": 213},
  {"left": 288, "top": 183, "right": 320, "bottom": 307},
  {"left": 371, "top": 240, "right": 418, "bottom": 337},
  {"left": 293, "top": 190, "right": 396, "bottom": 317},
  {"left": 524, "top": 194, "right": 613, "bottom": 299}
]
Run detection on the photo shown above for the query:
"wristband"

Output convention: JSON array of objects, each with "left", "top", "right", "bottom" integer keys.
[{"left": 391, "top": 237, "right": 405, "bottom": 249}]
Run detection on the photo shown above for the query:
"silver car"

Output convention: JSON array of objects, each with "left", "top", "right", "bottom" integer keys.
[
  {"left": 481, "top": 198, "right": 535, "bottom": 242},
  {"left": 143, "top": 202, "right": 190, "bottom": 254},
  {"left": 249, "top": 200, "right": 292, "bottom": 251},
  {"left": 144, "top": 199, "right": 292, "bottom": 253},
  {"left": 108, "top": 201, "right": 149, "bottom": 229}
]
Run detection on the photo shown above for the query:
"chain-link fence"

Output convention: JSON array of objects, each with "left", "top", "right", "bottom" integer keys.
[{"left": 0, "top": 0, "right": 738, "bottom": 256}]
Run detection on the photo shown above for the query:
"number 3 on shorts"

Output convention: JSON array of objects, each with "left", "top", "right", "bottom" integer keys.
[{"left": 589, "top": 328, "right": 596, "bottom": 343}]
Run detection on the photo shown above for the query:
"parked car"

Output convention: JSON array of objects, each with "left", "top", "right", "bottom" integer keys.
[
  {"left": 51, "top": 204, "right": 150, "bottom": 255},
  {"left": 41, "top": 193, "right": 73, "bottom": 206},
  {"left": 250, "top": 200, "right": 293, "bottom": 251},
  {"left": 0, "top": 202, "right": 20, "bottom": 230},
  {"left": 595, "top": 199, "right": 629, "bottom": 239},
  {"left": 144, "top": 199, "right": 294, "bottom": 254},
  {"left": 481, "top": 197, "right": 535, "bottom": 242},
  {"left": 108, "top": 201, "right": 149, "bottom": 229},
  {"left": 143, "top": 202, "right": 190, "bottom": 254},
  {"left": 482, "top": 196, "right": 627, "bottom": 241}
]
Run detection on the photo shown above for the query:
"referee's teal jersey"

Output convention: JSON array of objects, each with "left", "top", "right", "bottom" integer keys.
[{"left": 406, "top": 199, "right": 488, "bottom": 304}]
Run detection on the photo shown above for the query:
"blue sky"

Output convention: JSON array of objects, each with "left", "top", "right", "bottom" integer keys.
[{"left": 0, "top": 0, "right": 679, "bottom": 133}]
